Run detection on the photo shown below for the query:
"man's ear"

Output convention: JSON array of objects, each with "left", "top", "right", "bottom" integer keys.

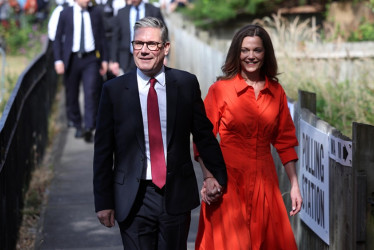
[{"left": 164, "top": 42, "right": 171, "bottom": 56}]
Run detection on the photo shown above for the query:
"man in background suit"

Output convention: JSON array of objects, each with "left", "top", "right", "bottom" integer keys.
[
  {"left": 94, "top": 17, "right": 227, "bottom": 249},
  {"left": 53, "top": 0, "right": 108, "bottom": 142},
  {"left": 109, "top": 0, "right": 164, "bottom": 75}
]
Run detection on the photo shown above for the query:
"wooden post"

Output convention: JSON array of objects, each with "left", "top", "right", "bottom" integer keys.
[
  {"left": 352, "top": 122, "right": 374, "bottom": 249},
  {"left": 298, "top": 90, "right": 316, "bottom": 114}
]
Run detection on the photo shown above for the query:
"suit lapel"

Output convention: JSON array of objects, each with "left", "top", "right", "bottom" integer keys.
[
  {"left": 124, "top": 71, "right": 146, "bottom": 153},
  {"left": 165, "top": 68, "right": 178, "bottom": 148}
]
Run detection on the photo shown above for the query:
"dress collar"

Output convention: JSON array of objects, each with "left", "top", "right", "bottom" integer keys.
[{"left": 234, "top": 74, "right": 274, "bottom": 96}]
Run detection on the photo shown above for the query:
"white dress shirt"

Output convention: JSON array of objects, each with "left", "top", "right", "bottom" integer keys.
[
  {"left": 72, "top": 3, "right": 95, "bottom": 53},
  {"left": 137, "top": 67, "right": 167, "bottom": 180},
  {"left": 48, "top": 0, "right": 75, "bottom": 41}
]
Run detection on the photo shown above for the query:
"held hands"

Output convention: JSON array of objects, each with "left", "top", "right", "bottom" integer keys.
[
  {"left": 97, "top": 209, "right": 115, "bottom": 228},
  {"left": 201, "top": 177, "right": 223, "bottom": 205},
  {"left": 289, "top": 184, "right": 303, "bottom": 216}
]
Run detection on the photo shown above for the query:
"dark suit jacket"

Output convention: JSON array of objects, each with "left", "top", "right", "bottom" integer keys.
[
  {"left": 111, "top": 3, "right": 164, "bottom": 67},
  {"left": 93, "top": 67, "right": 227, "bottom": 222},
  {"left": 53, "top": 5, "right": 108, "bottom": 70}
]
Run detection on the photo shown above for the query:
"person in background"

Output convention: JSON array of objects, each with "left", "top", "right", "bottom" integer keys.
[
  {"left": 48, "top": 0, "right": 74, "bottom": 41},
  {"left": 168, "top": 0, "right": 190, "bottom": 12},
  {"left": 195, "top": 24, "right": 302, "bottom": 250},
  {"left": 0, "top": 0, "right": 10, "bottom": 29},
  {"left": 95, "top": 0, "right": 126, "bottom": 80},
  {"left": 53, "top": 0, "right": 108, "bottom": 142},
  {"left": 109, "top": 0, "right": 164, "bottom": 76},
  {"left": 94, "top": 17, "right": 227, "bottom": 249}
]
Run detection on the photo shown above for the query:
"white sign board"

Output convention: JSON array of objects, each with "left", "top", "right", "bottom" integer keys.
[
  {"left": 329, "top": 135, "right": 352, "bottom": 167},
  {"left": 299, "top": 119, "right": 330, "bottom": 245},
  {"left": 287, "top": 101, "right": 295, "bottom": 121}
]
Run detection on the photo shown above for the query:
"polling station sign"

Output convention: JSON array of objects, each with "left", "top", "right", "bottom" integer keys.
[{"left": 299, "top": 119, "right": 330, "bottom": 245}]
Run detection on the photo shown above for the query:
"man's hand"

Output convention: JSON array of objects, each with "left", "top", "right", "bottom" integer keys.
[
  {"left": 201, "top": 177, "right": 223, "bottom": 205},
  {"left": 100, "top": 61, "right": 108, "bottom": 76},
  {"left": 54, "top": 61, "right": 65, "bottom": 75},
  {"left": 97, "top": 209, "right": 115, "bottom": 227},
  {"left": 109, "top": 62, "right": 120, "bottom": 76}
]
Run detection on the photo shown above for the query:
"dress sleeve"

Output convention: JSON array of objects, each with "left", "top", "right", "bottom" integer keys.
[
  {"left": 203, "top": 84, "right": 221, "bottom": 137},
  {"left": 193, "top": 83, "right": 221, "bottom": 160},
  {"left": 272, "top": 87, "right": 298, "bottom": 165}
]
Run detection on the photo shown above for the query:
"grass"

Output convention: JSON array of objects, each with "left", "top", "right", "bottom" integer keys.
[
  {"left": 0, "top": 55, "right": 31, "bottom": 115},
  {"left": 253, "top": 12, "right": 374, "bottom": 137}
]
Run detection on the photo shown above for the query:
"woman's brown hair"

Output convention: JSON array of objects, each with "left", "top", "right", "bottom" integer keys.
[{"left": 218, "top": 24, "right": 278, "bottom": 82}]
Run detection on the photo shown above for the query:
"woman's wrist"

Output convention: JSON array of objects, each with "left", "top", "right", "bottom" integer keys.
[{"left": 204, "top": 176, "right": 214, "bottom": 181}]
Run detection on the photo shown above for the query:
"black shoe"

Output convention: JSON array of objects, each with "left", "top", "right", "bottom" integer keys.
[
  {"left": 75, "top": 128, "right": 84, "bottom": 138},
  {"left": 84, "top": 129, "right": 93, "bottom": 143}
]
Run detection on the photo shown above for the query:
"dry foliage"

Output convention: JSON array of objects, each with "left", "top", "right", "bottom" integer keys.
[{"left": 16, "top": 165, "right": 53, "bottom": 250}]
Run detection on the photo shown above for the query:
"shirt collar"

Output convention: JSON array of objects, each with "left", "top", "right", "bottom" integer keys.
[
  {"left": 132, "top": 1, "right": 145, "bottom": 11},
  {"left": 137, "top": 66, "right": 166, "bottom": 88}
]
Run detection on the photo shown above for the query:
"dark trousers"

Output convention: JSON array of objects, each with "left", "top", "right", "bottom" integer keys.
[
  {"left": 64, "top": 52, "right": 101, "bottom": 129},
  {"left": 118, "top": 181, "right": 191, "bottom": 250}
]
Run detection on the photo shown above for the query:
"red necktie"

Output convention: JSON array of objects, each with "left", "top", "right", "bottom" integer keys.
[{"left": 147, "top": 78, "right": 166, "bottom": 188}]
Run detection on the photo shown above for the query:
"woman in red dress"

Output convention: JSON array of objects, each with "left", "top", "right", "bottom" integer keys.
[{"left": 195, "top": 24, "right": 303, "bottom": 250}]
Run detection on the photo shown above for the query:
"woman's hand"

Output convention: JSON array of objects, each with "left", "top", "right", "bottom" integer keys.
[
  {"left": 201, "top": 177, "right": 223, "bottom": 205},
  {"left": 289, "top": 184, "right": 302, "bottom": 216}
]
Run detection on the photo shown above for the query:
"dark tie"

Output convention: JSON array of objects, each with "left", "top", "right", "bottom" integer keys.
[
  {"left": 79, "top": 10, "right": 85, "bottom": 54},
  {"left": 135, "top": 6, "right": 139, "bottom": 21},
  {"left": 147, "top": 78, "right": 166, "bottom": 189}
]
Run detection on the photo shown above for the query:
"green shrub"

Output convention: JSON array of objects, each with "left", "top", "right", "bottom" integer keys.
[
  {"left": 0, "top": 15, "right": 47, "bottom": 56},
  {"left": 348, "top": 22, "right": 374, "bottom": 41},
  {"left": 181, "top": 0, "right": 286, "bottom": 28}
]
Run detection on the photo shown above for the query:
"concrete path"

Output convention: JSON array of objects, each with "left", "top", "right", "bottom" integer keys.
[{"left": 35, "top": 94, "right": 202, "bottom": 250}]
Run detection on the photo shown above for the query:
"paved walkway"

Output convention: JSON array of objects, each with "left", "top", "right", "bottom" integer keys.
[{"left": 35, "top": 93, "right": 202, "bottom": 250}]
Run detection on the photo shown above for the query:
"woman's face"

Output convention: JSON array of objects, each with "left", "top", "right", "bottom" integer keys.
[{"left": 239, "top": 36, "right": 265, "bottom": 77}]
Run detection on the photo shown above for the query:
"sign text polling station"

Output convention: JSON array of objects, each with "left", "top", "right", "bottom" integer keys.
[{"left": 299, "top": 120, "right": 330, "bottom": 245}]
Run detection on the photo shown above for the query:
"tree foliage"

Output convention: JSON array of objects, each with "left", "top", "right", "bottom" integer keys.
[{"left": 182, "top": 0, "right": 371, "bottom": 28}]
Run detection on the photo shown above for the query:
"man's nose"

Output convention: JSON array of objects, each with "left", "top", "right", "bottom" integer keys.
[{"left": 140, "top": 43, "right": 150, "bottom": 53}]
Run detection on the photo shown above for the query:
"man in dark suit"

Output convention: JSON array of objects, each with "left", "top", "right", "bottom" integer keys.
[
  {"left": 53, "top": 0, "right": 108, "bottom": 142},
  {"left": 109, "top": 0, "right": 164, "bottom": 76},
  {"left": 94, "top": 17, "right": 227, "bottom": 249}
]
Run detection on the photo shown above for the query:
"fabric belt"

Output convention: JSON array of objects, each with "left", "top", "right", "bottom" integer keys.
[{"left": 73, "top": 51, "right": 95, "bottom": 58}]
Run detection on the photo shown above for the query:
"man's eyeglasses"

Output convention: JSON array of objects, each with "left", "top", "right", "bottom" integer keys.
[{"left": 131, "top": 41, "right": 164, "bottom": 51}]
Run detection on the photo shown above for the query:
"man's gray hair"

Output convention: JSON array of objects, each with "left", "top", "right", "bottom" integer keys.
[{"left": 134, "top": 17, "right": 169, "bottom": 43}]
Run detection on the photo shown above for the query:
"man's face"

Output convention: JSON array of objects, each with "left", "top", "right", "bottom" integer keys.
[
  {"left": 131, "top": 0, "right": 142, "bottom": 6},
  {"left": 133, "top": 27, "right": 170, "bottom": 77},
  {"left": 76, "top": 0, "right": 90, "bottom": 8}
]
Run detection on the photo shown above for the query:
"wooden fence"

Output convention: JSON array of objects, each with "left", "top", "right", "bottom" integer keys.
[{"left": 275, "top": 90, "right": 374, "bottom": 249}]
